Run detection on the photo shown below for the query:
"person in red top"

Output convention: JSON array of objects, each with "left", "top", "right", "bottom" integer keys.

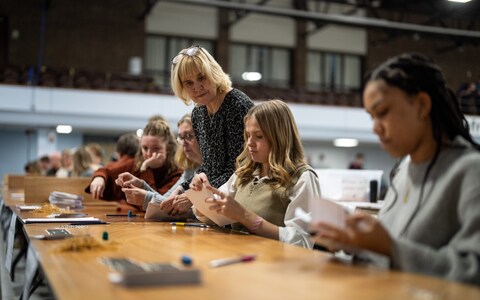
[{"left": 85, "top": 121, "right": 183, "bottom": 211}]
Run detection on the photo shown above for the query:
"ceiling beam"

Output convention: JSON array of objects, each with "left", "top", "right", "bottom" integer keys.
[{"left": 163, "top": 0, "right": 480, "bottom": 40}]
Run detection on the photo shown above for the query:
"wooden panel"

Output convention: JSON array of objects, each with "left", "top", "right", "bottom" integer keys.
[
  {"left": 24, "top": 176, "right": 93, "bottom": 203},
  {"left": 23, "top": 223, "right": 480, "bottom": 300},
  {"left": 3, "top": 174, "right": 25, "bottom": 189}
]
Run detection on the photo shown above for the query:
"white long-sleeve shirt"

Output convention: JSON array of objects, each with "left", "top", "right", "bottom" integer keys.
[{"left": 196, "top": 171, "right": 321, "bottom": 249}]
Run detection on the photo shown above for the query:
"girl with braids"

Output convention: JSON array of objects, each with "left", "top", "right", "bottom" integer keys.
[
  {"left": 190, "top": 100, "right": 321, "bottom": 249},
  {"left": 312, "top": 53, "right": 480, "bottom": 285}
]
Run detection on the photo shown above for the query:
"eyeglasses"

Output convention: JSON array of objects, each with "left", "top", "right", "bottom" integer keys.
[
  {"left": 176, "top": 133, "right": 195, "bottom": 144},
  {"left": 171, "top": 45, "right": 209, "bottom": 67}
]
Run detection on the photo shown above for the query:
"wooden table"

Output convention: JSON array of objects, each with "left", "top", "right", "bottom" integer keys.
[{"left": 23, "top": 222, "right": 480, "bottom": 300}]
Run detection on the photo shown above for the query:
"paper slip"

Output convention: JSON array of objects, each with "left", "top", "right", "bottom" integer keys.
[
  {"left": 296, "top": 197, "right": 351, "bottom": 229},
  {"left": 17, "top": 205, "right": 41, "bottom": 212},
  {"left": 23, "top": 217, "right": 99, "bottom": 224},
  {"left": 185, "top": 187, "right": 235, "bottom": 226},
  {"left": 144, "top": 202, "right": 193, "bottom": 221}
]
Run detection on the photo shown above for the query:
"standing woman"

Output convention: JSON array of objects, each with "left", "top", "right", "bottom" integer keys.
[
  {"left": 162, "top": 45, "right": 254, "bottom": 214},
  {"left": 312, "top": 53, "right": 480, "bottom": 284}
]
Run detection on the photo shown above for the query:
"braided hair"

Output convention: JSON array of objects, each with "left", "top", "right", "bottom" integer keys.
[{"left": 366, "top": 53, "right": 479, "bottom": 205}]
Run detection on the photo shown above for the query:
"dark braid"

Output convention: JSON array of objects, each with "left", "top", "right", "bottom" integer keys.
[{"left": 366, "top": 53, "right": 479, "bottom": 204}]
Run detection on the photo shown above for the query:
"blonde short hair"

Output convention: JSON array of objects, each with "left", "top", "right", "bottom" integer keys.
[
  {"left": 171, "top": 46, "right": 232, "bottom": 105},
  {"left": 235, "top": 100, "right": 306, "bottom": 188}
]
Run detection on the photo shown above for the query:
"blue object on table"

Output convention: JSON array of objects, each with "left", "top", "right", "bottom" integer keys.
[
  {"left": 102, "top": 231, "right": 109, "bottom": 241},
  {"left": 181, "top": 255, "right": 192, "bottom": 266}
]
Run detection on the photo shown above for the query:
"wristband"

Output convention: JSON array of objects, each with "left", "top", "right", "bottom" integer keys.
[{"left": 247, "top": 216, "right": 264, "bottom": 232}]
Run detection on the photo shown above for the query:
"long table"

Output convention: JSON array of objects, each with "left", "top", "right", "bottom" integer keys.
[
  {"left": 23, "top": 222, "right": 480, "bottom": 300},
  {"left": 3, "top": 186, "right": 480, "bottom": 300}
]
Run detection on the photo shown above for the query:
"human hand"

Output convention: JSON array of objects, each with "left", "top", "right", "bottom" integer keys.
[
  {"left": 171, "top": 193, "right": 193, "bottom": 215},
  {"left": 204, "top": 185, "right": 245, "bottom": 222},
  {"left": 115, "top": 172, "right": 144, "bottom": 188},
  {"left": 140, "top": 152, "right": 165, "bottom": 172},
  {"left": 311, "top": 213, "right": 393, "bottom": 256},
  {"left": 190, "top": 173, "right": 209, "bottom": 191},
  {"left": 90, "top": 177, "right": 106, "bottom": 199},
  {"left": 122, "top": 186, "right": 147, "bottom": 206}
]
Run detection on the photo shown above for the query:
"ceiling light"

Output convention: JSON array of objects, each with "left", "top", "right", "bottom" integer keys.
[
  {"left": 448, "top": 0, "right": 471, "bottom": 3},
  {"left": 56, "top": 125, "right": 72, "bottom": 134},
  {"left": 333, "top": 138, "right": 359, "bottom": 148},
  {"left": 242, "top": 72, "right": 262, "bottom": 81}
]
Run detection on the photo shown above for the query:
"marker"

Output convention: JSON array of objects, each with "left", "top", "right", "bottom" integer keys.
[
  {"left": 170, "top": 222, "right": 209, "bottom": 228},
  {"left": 209, "top": 255, "right": 256, "bottom": 268}
]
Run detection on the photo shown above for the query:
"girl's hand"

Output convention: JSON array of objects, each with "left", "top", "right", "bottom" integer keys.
[
  {"left": 115, "top": 172, "right": 143, "bottom": 188},
  {"left": 140, "top": 152, "right": 165, "bottom": 172},
  {"left": 90, "top": 177, "right": 105, "bottom": 199},
  {"left": 122, "top": 186, "right": 147, "bottom": 206},
  {"left": 311, "top": 213, "right": 393, "bottom": 256},
  {"left": 190, "top": 173, "right": 209, "bottom": 191},
  {"left": 204, "top": 185, "right": 245, "bottom": 222}
]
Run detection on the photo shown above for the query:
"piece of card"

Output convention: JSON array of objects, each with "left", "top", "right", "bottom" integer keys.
[
  {"left": 185, "top": 186, "right": 234, "bottom": 226},
  {"left": 309, "top": 197, "right": 351, "bottom": 229},
  {"left": 144, "top": 202, "right": 194, "bottom": 221}
]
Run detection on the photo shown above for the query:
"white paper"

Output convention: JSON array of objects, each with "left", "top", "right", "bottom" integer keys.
[
  {"left": 309, "top": 197, "right": 351, "bottom": 229},
  {"left": 185, "top": 187, "right": 235, "bottom": 226},
  {"left": 144, "top": 202, "right": 193, "bottom": 221},
  {"left": 23, "top": 217, "right": 99, "bottom": 224},
  {"left": 17, "top": 205, "right": 41, "bottom": 211}
]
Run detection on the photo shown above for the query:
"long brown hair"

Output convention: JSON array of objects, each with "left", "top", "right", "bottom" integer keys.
[
  {"left": 134, "top": 119, "right": 178, "bottom": 174},
  {"left": 235, "top": 100, "right": 306, "bottom": 188}
]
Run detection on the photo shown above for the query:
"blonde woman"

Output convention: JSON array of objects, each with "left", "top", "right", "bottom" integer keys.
[
  {"left": 191, "top": 100, "right": 321, "bottom": 249},
  {"left": 160, "top": 45, "right": 254, "bottom": 216}
]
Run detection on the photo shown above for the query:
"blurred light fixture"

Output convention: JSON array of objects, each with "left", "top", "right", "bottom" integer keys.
[
  {"left": 242, "top": 72, "right": 262, "bottom": 81},
  {"left": 334, "top": 138, "right": 359, "bottom": 148},
  {"left": 56, "top": 125, "right": 72, "bottom": 134},
  {"left": 448, "top": 0, "right": 471, "bottom": 3},
  {"left": 136, "top": 129, "right": 144, "bottom": 137}
]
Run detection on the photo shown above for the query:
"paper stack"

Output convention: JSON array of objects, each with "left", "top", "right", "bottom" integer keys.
[{"left": 49, "top": 191, "right": 84, "bottom": 209}]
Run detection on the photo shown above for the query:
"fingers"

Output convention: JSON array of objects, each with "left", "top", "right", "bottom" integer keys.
[
  {"left": 190, "top": 173, "right": 209, "bottom": 191},
  {"left": 159, "top": 198, "right": 173, "bottom": 210}
]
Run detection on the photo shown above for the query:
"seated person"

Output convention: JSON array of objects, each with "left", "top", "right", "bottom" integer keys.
[
  {"left": 311, "top": 53, "right": 480, "bottom": 285},
  {"left": 71, "top": 146, "right": 99, "bottom": 177},
  {"left": 116, "top": 113, "right": 202, "bottom": 211},
  {"left": 86, "top": 120, "right": 182, "bottom": 211},
  {"left": 191, "top": 100, "right": 321, "bottom": 249}
]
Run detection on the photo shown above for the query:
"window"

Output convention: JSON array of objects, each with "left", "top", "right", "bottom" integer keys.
[
  {"left": 229, "top": 44, "right": 291, "bottom": 88},
  {"left": 307, "top": 51, "right": 362, "bottom": 92},
  {"left": 145, "top": 35, "right": 214, "bottom": 89}
]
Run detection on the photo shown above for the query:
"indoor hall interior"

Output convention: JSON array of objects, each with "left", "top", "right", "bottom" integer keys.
[{"left": 1, "top": 1, "right": 480, "bottom": 298}]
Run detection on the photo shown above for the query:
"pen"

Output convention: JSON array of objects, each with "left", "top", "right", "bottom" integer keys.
[
  {"left": 170, "top": 222, "right": 210, "bottom": 228},
  {"left": 105, "top": 213, "right": 138, "bottom": 217},
  {"left": 69, "top": 221, "right": 109, "bottom": 225},
  {"left": 209, "top": 255, "right": 256, "bottom": 268}
]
